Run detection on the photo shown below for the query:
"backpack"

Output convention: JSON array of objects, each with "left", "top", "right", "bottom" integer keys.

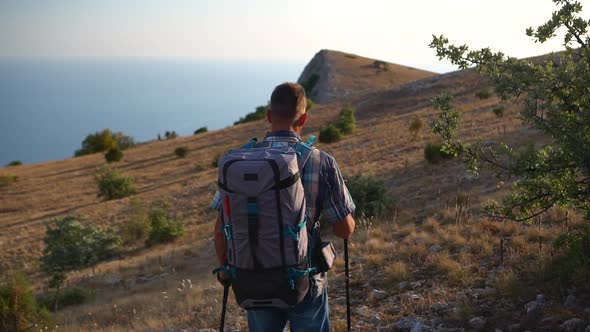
[{"left": 214, "top": 136, "right": 319, "bottom": 310}]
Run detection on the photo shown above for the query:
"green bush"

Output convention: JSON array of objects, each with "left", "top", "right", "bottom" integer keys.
[
  {"left": 424, "top": 142, "right": 455, "bottom": 164},
  {"left": 75, "top": 129, "right": 135, "bottom": 156},
  {"left": 492, "top": 105, "right": 505, "bottom": 118},
  {"left": 336, "top": 108, "right": 356, "bottom": 135},
  {"left": 0, "top": 175, "right": 17, "bottom": 188},
  {"left": 146, "top": 203, "right": 184, "bottom": 246},
  {"left": 551, "top": 225, "right": 590, "bottom": 286},
  {"left": 0, "top": 272, "right": 53, "bottom": 330},
  {"left": 95, "top": 167, "right": 136, "bottom": 200},
  {"left": 319, "top": 125, "right": 342, "bottom": 143},
  {"left": 6, "top": 161, "right": 22, "bottom": 167},
  {"left": 174, "top": 146, "right": 189, "bottom": 158},
  {"left": 37, "top": 287, "right": 88, "bottom": 311},
  {"left": 373, "top": 60, "right": 389, "bottom": 71},
  {"left": 475, "top": 88, "right": 493, "bottom": 100},
  {"left": 234, "top": 104, "right": 268, "bottom": 125},
  {"left": 409, "top": 116, "right": 424, "bottom": 138},
  {"left": 105, "top": 147, "right": 123, "bottom": 163},
  {"left": 194, "top": 127, "right": 208, "bottom": 135},
  {"left": 164, "top": 131, "right": 178, "bottom": 139},
  {"left": 346, "top": 174, "right": 393, "bottom": 218},
  {"left": 121, "top": 199, "right": 150, "bottom": 244},
  {"left": 212, "top": 153, "right": 221, "bottom": 168}
]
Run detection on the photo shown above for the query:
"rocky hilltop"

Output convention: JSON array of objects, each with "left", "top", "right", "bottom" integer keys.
[{"left": 297, "top": 49, "right": 436, "bottom": 103}]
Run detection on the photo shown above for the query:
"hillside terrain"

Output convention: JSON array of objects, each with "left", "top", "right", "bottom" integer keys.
[
  {"left": 298, "top": 49, "right": 436, "bottom": 103},
  {"left": 0, "top": 50, "right": 587, "bottom": 332}
]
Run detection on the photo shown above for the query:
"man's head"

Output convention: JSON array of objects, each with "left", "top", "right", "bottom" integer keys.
[{"left": 268, "top": 82, "right": 308, "bottom": 132}]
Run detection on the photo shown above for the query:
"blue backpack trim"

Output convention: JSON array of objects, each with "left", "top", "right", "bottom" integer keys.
[
  {"left": 286, "top": 266, "right": 317, "bottom": 290},
  {"left": 212, "top": 265, "right": 237, "bottom": 279},
  {"left": 241, "top": 137, "right": 258, "bottom": 149},
  {"left": 283, "top": 218, "right": 307, "bottom": 241}
]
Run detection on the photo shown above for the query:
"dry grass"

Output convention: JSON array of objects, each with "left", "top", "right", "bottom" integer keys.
[{"left": 0, "top": 51, "right": 575, "bottom": 330}]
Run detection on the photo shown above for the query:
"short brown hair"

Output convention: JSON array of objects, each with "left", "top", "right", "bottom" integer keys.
[{"left": 270, "top": 82, "right": 307, "bottom": 124}]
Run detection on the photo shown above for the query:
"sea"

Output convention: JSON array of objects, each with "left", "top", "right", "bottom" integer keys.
[{"left": 0, "top": 57, "right": 306, "bottom": 165}]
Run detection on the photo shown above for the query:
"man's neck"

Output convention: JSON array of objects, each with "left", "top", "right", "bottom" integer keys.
[{"left": 270, "top": 125, "right": 301, "bottom": 135}]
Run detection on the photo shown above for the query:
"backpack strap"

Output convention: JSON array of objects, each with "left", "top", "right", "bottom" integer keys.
[{"left": 293, "top": 135, "right": 316, "bottom": 171}]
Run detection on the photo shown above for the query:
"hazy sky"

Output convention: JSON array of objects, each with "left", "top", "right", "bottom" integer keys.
[{"left": 0, "top": 0, "right": 580, "bottom": 72}]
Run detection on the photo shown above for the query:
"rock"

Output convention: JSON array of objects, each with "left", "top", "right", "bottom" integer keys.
[
  {"left": 522, "top": 294, "right": 545, "bottom": 329},
  {"left": 469, "top": 316, "right": 486, "bottom": 330},
  {"left": 355, "top": 305, "right": 370, "bottom": 317},
  {"left": 394, "top": 316, "right": 423, "bottom": 331},
  {"left": 103, "top": 273, "right": 122, "bottom": 286},
  {"left": 565, "top": 294, "right": 577, "bottom": 308},
  {"left": 398, "top": 281, "right": 410, "bottom": 290},
  {"left": 561, "top": 318, "right": 586, "bottom": 332},
  {"left": 372, "top": 289, "right": 387, "bottom": 301},
  {"left": 410, "top": 322, "right": 429, "bottom": 332},
  {"left": 371, "top": 314, "right": 381, "bottom": 324},
  {"left": 431, "top": 302, "right": 450, "bottom": 313},
  {"left": 508, "top": 323, "right": 521, "bottom": 332},
  {"left": 428, "top": 244, "right": 442, "bottom": 252}
]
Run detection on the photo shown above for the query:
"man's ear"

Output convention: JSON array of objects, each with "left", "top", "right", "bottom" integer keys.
[
  {"left": 267, "top": 109, "right": 272, "bottom": 123},
  {"left": 297, "top": 112, "right": 308, "bottom": 127}
]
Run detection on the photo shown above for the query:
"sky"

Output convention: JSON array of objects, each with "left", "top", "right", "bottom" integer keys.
[{"left": 0, "top": 0, "right": 581, "bottom": 72}]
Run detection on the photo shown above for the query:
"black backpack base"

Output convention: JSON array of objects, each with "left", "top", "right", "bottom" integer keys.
[{"left": 232, "top": 265, "right": 310, "bottom": 310}]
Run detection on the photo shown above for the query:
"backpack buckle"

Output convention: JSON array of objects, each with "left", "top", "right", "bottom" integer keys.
[{"left": 223, "top": 224, "right": 232, "bottom": 240}]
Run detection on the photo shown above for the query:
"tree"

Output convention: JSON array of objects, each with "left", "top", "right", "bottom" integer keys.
[
  {"left": 429, "top": 0, "right": 590, "bottom": 282},
  {"left": 41, "top": 216, "right": 120, "bottom": 311},
  {"left": 75, "top": 129, "right": 135, "bottom": 156}
]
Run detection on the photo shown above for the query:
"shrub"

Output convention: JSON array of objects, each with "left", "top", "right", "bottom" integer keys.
[
  {"left": 383, "top": 261, "right": 410, "bottom": 284},
  {"left": 409, "top": 116, "right": 424, "bottom": 139},
  {"left": 551, "top": 225, "right": 590, "bottom": 286},
  {"left": 306, "top": 98, "right": 315, "bottom": 111},
  {"left": 146, "top": 203, "right": 184, "bottom": 246},
  {"left": 475, "top": 88, "right": 493, "bottom": 99},
  {"left": 212, "top": 153, "right": 221, "bottom": 168},
  {"left": 0, "top": 175, "right": 17, "bottom": 188},
  {"left": 234, "top": 104, "right": 268, "bottom": 125},
  {"left": 492, "top": 105, "right": 505, "bottom": 117},
  {"left": 0, "top": 272, "right": 52, "bottom": 330},
  {"left": 164, "top": 131, "right": 178, "bottom": 139},
  {"left": 95, "top": 167, "right": 136, "bottom": 200},
  {"left": 424, "top": 142, "right": 454, "bottom": 164},
  {"left": 121, "top": 199, "right": 150, "bottom": 244},
  {"left": 319, "top": 125, "right": 342, "bottom": 143},
  {"left": 373, "top": 60, "right": 389, "bottom": 71},
  {"left": 41, "top": 216, "right": 119, "bottom": 310},
  {"left": 174, "top": 146, "right": 189, "bottom": 158},
  {"left": 336, "top": 108, "right": 356, "bottom": 135},
  {"left": 105, "top": 147, "right": 123, "bottom": 163},
  {"left": 346, "top": 173, "right": 393, "bottom": 218},
  {"left": 37, "top": 287, "right": 88, "bottom": 311},
  {"left": 75, "top": 129, "right": 135, "bottom": 156},
  {"left": 6, "top": 160, "right": 22, "bottom": 167},
  {"left": 194, "top": 127, "right": 208, "bottom": 135}
]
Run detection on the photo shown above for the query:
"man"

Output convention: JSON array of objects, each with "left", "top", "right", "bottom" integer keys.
[{"left": 211, "top": 82, "right": 356, "bottom": 331}]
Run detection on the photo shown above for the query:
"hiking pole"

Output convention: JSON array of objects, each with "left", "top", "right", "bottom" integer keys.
[
  {"left": 344, "top": 238, "right": 351, "bottom": 332},
  {"left": 219, "top": 284, "right": 229, "bottom": 332}
]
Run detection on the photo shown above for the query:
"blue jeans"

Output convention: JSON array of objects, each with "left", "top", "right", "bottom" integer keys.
[{"left": 247, "top": 281, "right": 330, "bottom": 332}]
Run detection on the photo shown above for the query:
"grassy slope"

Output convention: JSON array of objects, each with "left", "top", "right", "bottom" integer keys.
[{"left": 0, "top": 56, "right": 573, "bottom": 331}]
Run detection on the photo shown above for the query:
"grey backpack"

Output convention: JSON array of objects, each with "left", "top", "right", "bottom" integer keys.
[{"left": 215, "top": 136, "right": 319, "bottom": 309}]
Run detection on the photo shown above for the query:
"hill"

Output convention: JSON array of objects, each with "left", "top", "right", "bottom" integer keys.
[
  {"left": 0, "top": 51, "right": 583, "bottom": 331},
  {"left": 297, "top": 49, "right": 436, "bottom": 103}
]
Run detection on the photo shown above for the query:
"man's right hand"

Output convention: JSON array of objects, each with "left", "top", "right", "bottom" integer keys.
[{"left": 217, "top": 270, "right": 231, "bottom": 287}]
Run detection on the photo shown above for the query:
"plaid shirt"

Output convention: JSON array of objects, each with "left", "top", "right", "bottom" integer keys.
[{"left": 210, "top": 130, "right": 356, "bottom": 224}]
